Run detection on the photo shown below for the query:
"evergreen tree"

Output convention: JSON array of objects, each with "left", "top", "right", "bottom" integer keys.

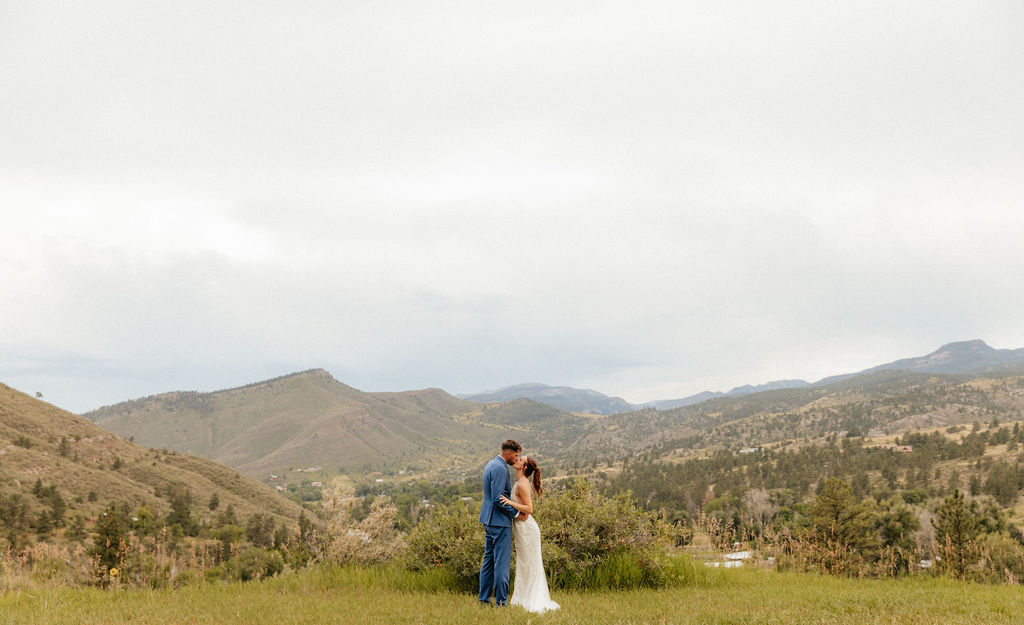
[
  {"left": 274, "top": 522, "right": 290, "bottom": 549},
  {"left": 811, "top": 478, "right": 877, "bottom": 551},
  {"left": 92, "top": 503, "right": 130, "bottom": 569},
  {"left": 932, "top": 490, "right": 981, "bottom": 579},
  {"left": 167, "top": 489, "right": 196, "bottom": 535},
  {"left": 34, "top": 510, "right": 53, "bottom": 537},
  {"left": 245, "top": 512, "right": 275, "bottom": 548},
  {"left": 216, "top": 504, "right": 239, "bottom": 528},
  {"left": 298, "top": 510, "right": 313, "bottom": 544},
  {"left": 983, "top": 461, "right": 1019, "bottom": 507},
  {"left": 65, "top": 514, "right": 87, "bottom": 542},
  {"left": 876, "top": 503, "right": 920, "bottom": 575}
]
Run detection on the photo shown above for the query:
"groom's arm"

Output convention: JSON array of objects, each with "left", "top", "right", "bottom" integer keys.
[{"left": 487, "top": 465, "right": 519, "bottom": 520}]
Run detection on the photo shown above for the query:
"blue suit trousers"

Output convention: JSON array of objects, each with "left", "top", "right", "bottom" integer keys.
[{"left": 479, "top": 523, "right": 513, "bottom": 605}]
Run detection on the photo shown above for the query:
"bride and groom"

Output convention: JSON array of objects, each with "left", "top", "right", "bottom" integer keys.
[{"left": 478, "top": 439, "right": 560, "bottom": 613}]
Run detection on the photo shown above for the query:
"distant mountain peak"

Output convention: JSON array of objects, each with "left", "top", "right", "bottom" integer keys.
[
  {"left": 213, "top": 368, "right": 337, "bottom": 393},
  {"left": 853, "top": 339, "right": 1024, "bottom": 378},
  {"left": 933, "top": 338, "right": 987, "bottom": 352},
  {"left": 460, "top": 383, "right": 634, "bottom": 415}
]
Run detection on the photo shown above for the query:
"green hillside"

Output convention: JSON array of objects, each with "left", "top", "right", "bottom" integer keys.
[
  {"left": 0, "top": 383, "right": 305, "bottom": 545},
  {"left": 85, "top": 370, "right": 588, "bottom": 476},
  {"left": 565, "top": 369, "right": 1024, "bottom": 463},
  {"left": 581, "top": 370, "right": 1024, "bottom": 535}
]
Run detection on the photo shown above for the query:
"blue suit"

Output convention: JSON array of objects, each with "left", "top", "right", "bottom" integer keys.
[{"left": 479, "top": 455, "right": 519, "bottom": 605}]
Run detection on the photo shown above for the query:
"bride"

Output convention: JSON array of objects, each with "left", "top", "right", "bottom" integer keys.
[{"left": 499, "top": 456, "right": 560, "bottom": 613}]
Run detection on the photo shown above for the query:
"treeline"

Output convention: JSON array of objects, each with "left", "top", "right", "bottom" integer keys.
[
  {"left": 579, "top": 372, "right": 1024, "bottom": 462},
  {"left": 351, "top": 476, "right": 480, "bottom": 530},
  {"left": 703, "top": 477, "right": 1024, "bottom": 581},
  {"left": 609, "top": 423, "right": 1024, "bottom": 524}
]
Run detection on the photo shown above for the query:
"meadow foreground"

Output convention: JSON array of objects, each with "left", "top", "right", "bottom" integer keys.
[{"left": 3, "top": 566, "right": 1022, "bottom": 625}]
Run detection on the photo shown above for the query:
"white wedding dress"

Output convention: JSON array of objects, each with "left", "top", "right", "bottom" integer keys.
[{"left": 509, "top": 481, "right": 560, "bottom": 613}]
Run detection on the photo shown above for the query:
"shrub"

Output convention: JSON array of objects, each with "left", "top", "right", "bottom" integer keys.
[
  {"left": 227, "top": 547, "right": 285, "bottom": 582},
  {"left": 405, "top": 500, "right": 482, "bottom": 589},
  {"left": 172, "top": 569, "right": 200, "bottom": 588},
  {"left": 321, "top": 478, "right": 405, "bottom": 566},
  {"left": 281, "top": 512, "right": 316, "bottom": 569},
  {"left": 214, "top": 525, "right": 245, "bottom": 562},
  {"left": 977, "top": 533, "right": 1024, "bottom": 583},
  {"left": 901, "top": 488, "right": 930, "bottom": 506},
  {"left": 537, "top": 479, "right": 664, "bottom": 589}
]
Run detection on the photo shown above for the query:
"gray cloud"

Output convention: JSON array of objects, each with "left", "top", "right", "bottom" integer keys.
[{"left": 2, "top": 2, "right": 1023, "bottom": 412}]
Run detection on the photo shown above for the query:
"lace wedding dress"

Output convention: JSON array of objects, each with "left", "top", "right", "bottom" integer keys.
[{"left": 509, "top": 482, "right": 560, "bottom": 613}]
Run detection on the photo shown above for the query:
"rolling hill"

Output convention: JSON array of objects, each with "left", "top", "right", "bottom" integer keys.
[
  {"left": 0, "top": 383, "right": 305, "bottom": 533},
  {"left": 85, "top": 370, "right": 587, "bottom": 476}
]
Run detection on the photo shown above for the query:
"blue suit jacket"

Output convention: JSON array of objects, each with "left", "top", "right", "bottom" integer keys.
[{"left": 479, "top": 455, "right": 518, "bottom": 527}]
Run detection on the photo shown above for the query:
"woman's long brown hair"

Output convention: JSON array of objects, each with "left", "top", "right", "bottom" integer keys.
[{"left": 523, "top": 457, "right": 542, "bottom": 496}]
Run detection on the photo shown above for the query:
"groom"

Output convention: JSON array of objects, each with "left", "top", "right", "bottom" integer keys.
[{"left": 479, "top": 439, "right": 528, "bottom": 606}]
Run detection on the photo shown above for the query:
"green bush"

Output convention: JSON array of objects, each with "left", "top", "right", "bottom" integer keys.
[
  {"left": 975, "top": 533, "right": 1024, "bottom": 583},
  {"left": 402, "top": 478, "right": 716, "bottom": 592},
  {"left": 227, "top": 547, "right": 285, "bottom": 582},
  {"left": 172, "top": 569, "right": 199, "bottom": 588},
  {"left": 537, "top": 479, "right": 665, "bottom": 589},
  {"left": 405, "top": 500, "right": 482, "bottom": 590}
]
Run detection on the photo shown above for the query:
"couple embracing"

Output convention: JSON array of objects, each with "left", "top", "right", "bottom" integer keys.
[{"left": 478, "top": 439, "right": 560, "bottom": 613}]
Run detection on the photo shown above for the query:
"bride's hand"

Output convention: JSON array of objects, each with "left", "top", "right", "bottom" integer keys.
[{"left": 499, "top": 495, "right": 511, "bottom": 505}]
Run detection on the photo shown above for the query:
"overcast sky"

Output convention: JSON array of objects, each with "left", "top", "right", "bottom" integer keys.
[{"left": 2, "top": 2, "right": 1023, "bottom": 414}]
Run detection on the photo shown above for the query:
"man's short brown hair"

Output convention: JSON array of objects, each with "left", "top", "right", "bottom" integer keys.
[{"left": 501, "top": 439, "right": 522, "bottom": 453}]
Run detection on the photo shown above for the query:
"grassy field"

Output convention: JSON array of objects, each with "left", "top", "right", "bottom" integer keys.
[{"left": 3, "top": 566, "right": 1022, "bottom": 625}]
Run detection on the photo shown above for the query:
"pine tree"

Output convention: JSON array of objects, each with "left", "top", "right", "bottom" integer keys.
[
  {"left": 34, "top": 510, "right": 53, "bottom": 537},
  {"left": 91, "top": 503, "right": 130, "bottom": 569},
  {"left": 876, "top": 503, "right": 920, "bottom": 575},
  {"left": 932, "top": 490, "right": 981, "bottom": 579},
  {"left": 167, "top": 489, "right": 195, "bottom": 535},
  {"left": 811, "top": 478, "right": 877, "bottom": 551},
  {"left": 48, "top": 491, "right": 66, "bottom": 528},
  {"left": 65, "top": 514, "right": 87, "bottom": 542}
]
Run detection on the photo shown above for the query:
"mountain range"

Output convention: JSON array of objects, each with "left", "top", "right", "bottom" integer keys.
[
  {"left": 10, "top": 338, "right": 1023, "bottom": 544},
  {"left": 75, "top": 339, "right": 1024, "bottom": 481},
  {"left": 464, "top": 340, "right": 1024, "bottom": 414},
  {"left": 84, "top": 370, "right": 588, "bottom": 477},
  {"left": 460, "top": 383, "right": 636, "bottom": 414}
]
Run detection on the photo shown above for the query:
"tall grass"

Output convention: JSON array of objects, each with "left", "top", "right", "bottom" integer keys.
[
  {"left": 3, "top": 564, "right": 1022, "bottom": 625},
  {"left": 548, "top": 549, "right": 717, "bottom": 590},
  {"left": 1, "top": 531, "right": 228, "bottom": 592}
]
